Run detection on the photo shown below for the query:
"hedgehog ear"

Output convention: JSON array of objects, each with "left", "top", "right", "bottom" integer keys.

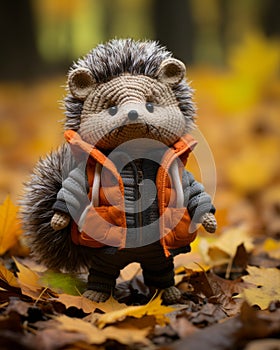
[
  {"left": 157, "top": 58, "right": 186, "bottom": 87},
  {"left": 68, "top": 68, "right": 96, "bottom": 100}
]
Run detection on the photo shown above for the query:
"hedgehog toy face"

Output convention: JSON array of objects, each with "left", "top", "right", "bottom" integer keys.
[
  {"left": 64, "top": 39, "right": 196, "bottom": 151},
  {"left": 68, "top": 62, "right": 189, "bottom": 149}
]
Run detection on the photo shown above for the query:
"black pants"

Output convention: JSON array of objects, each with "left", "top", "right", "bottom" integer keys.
[{"left": 87, "top": 242, "right": 175, "bottom": 294}]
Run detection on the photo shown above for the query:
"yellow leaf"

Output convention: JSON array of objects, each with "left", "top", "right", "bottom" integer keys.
[
  {"left": 94, "top": 295, "right": 128, "bottom": 314},
  {"left": 97, "top": 294, "right": 176, "bottom": 329},
  {"left": 0, "top": 264, "right": 20, "bottom": 288},
  {"left": 237, "top": 266, "right": 280, "bottom": 310},
  {"left": 0, "top": 196, "right": 23, "bottom": 255},
  {"left": 205, "top": 226, "right": 254, "bottom": 266},
  {"left": 56, "top": 314, "right": 151, "bottom": 346},
  {"left": 13, "top": 258, "right": 44, "bottom": 299},
  {"left": 263, "top": 238, "right": 280, "bottom": 260}
]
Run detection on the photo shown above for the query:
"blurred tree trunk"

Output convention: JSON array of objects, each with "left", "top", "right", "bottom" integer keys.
[
  {"left": 261, "top": 0, "right": 280, "bottom": 37},
  {"left": 0, "top": 0, "right": 42, "bottom": 81},
  {"left": 152, "top": 0, "right": 195, "bottom": 64}
]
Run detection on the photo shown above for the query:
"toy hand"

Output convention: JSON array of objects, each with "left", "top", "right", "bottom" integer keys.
[
  {"left": 201, "top": 212, "right": 217, "bottom": 233},
  {"left": 51, "top": 212, "right": 70, "bottom": 231}
]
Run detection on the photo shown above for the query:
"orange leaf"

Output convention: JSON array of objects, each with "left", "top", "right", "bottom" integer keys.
[{"left": 0, "top": 195, "right": 23, "bottom": 255}]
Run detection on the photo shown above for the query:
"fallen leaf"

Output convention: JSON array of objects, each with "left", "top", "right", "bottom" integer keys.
[
  {"left": 56, "top": 314, "right": 151, "bottom": 346},
  {"left": 236, "top": 266, "right": 280, "bottom": 309},
  {"left": 94, "top": 295, "right": 128, "bottom": 313},
  {"left": 244, "top": 339, "right": 280, "bottom": 350},
  {"left": 205, "top": 226, "right": 254, "bottom": 266},
  {"left": 97, "top": 294, "right": 176, "bottom": 328},
  {"left": 164, "top": 302, "right": 280, "bottom": 350},
  {"left": 262, "top": 238, "right": 280, "bottom": 260},
  {"left": 170, "top": 316, "right": 198, "bottom": 338},
  {"left": 55, "top": 294, "right": 97, "bottom": 314},
  {"left": 13, "top": 257, "right": 48, "bottom": 299},
  {"left": 0, "top": 196, "right": 23, "bottom": 255},
  {"left": 39, "top": 270, "right": 86, "bottom": 295},
  {"left": 0, "top": 264, "right": 20, "bottom": 288},
  {"left": 33, "top": 328, "right": 87, "bottom": 350}
]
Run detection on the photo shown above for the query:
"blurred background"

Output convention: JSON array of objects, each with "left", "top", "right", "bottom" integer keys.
[{"left": 0, "top": 0, "right": 279, "bottom": 236}]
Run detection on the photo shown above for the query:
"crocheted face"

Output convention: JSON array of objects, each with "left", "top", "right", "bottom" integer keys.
[{"left": 68, "top": 58, "right": 190, "bottom": 149}]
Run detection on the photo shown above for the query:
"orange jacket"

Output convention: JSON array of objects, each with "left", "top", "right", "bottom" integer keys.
[{"left": 65, "top": 130, "right": 198, "bottom": 257}]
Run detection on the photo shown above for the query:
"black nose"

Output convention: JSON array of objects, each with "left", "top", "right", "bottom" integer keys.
[{"left": 128, "top": 110, "right": 138, "bottom": 121}]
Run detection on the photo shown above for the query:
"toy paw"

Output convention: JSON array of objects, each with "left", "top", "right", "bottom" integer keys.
[
  {"left": 51, "top": 212, "right": 70, "bottom": 231},
  {"left": 201, "top": 212, "right": 217, "bottom": 233},
  {"left": 162, "top": 286, "right": 181, "bottom": 304},
  {"left": 83, "top": 290, "right": 110, "bottom": 302}
]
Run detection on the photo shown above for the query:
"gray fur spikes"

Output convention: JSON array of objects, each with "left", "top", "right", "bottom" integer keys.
[{"left": 64, "top": 39, "right": 196, "bottom": 131}]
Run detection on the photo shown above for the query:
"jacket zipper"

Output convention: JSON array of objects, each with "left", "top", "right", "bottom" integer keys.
[{"left": 137, "top": 169, "right": 143, "bottom": 246}]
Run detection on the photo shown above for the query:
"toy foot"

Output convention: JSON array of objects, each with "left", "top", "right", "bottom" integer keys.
[
  {"left": 162, "top": 286, "right": 181, "bottom": 304},
  {"left": 83, "top": 289, "right": 110, "bottom": 303}
]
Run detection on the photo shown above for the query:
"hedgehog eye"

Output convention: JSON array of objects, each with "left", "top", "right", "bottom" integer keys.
[
  {"left": 108, "top": 106, "right": 118, "bottom": 116},
  {"left": 146, "top": 102, "right": 154, "bottom": 113}
]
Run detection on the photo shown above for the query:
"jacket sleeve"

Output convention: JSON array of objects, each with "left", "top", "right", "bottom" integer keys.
[
  {"left": 182, "top": 169, "right": 215, "bottom": 223},
  {"left": 52, "top": 162, "right": 89, "bottom": 216}
]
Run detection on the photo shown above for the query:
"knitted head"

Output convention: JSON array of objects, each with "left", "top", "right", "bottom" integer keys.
[{"left": 64, "top": 39, "right": 196, "bottom": 149}]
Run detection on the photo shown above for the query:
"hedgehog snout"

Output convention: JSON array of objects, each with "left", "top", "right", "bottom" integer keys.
[{"left": 127, "top": 110, "right": 139, "bottom": 121}]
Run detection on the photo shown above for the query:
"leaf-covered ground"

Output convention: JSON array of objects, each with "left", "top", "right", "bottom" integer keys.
[{"left": 0, "top": 34, "right": 280, "bottom": 349}]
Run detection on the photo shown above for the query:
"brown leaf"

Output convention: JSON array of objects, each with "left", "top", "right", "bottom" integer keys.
[
  {"left": 207, "top": 273, "right": 245, "bottom": 316},
  {"left": 55, "top": 314, "right": 152, "bottom": 346},
  {"left": 244, "top": 339, "right": 280, "bottom": 350},
  {"left": 55, "top": 294, "right": 97, "bottom": 314},
  {"left": 33, "top": 328, "right": 87, "bottom": 350},
  {"left": 170, "top": 316, "right": 198, "bottom": 338},
  {"left": 164, "top": 303, "right": 280, "bottom": 350}
]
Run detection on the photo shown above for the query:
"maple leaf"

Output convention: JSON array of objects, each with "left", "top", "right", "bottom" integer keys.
[
  {"left": 55, "top": 294, "right": 97, "bottom": 313},
  {"left": 55, "top": 314, "right": 152, "bottom": 346},
  {"left": 0, "top": 195, "right": 23, "bottom": 255},
  {"left": 236, "top": 266, "right": 280, "bottom": 310},
  {"left": 97, "top": 294, "right": 177, "bottom": 329}
]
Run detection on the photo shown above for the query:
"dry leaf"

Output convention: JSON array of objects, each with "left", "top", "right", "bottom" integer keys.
[
  {"left": 56, "top": 294, "right": 97, "bottom": 313},
  {"left": 0, "top": 196, "right": 23, "bottom": 255},
  {"left": 93, "top": 295, "right": 128, "bottom": 314},
  {"left": 236, "top": 266, "right": 280, "bottom": 310},
  {"left": 205, "top": 226, "right": 254, "bottom": 266},
  {"left": 97, "top": 294, "right": 176, "bottom": 328},
  {"left": 13, "top": 257, "right": 46, "bottom": 299},
  {"left": 56, "top": 314, "right": 151, "bottom": 346},
  {"left": 0, "top": 264, "right": 20, "bottom": 288},
  {"left": 262, "top": 238, "right": 280, "bottom": 260}
]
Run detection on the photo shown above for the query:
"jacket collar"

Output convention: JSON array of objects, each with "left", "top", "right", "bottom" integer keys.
[{"left": 64, "top": 130, "right": 197, "bottom": 167}]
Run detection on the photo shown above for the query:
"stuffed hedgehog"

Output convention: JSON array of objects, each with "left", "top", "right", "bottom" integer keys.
[{"left": 22, "top": 39, "right": 216, "bottom": 304}]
